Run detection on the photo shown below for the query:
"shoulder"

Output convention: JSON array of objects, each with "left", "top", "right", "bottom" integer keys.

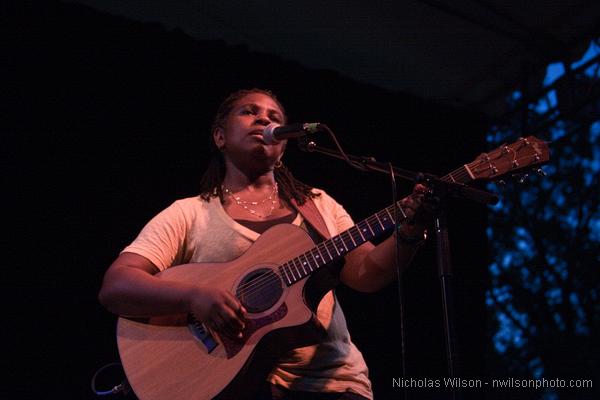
[
  {"left": 309, "top": 187, "right": 351, "bottom": 218},
  {"left": 309, "top": 187, "right": 343, "bottom": 208},
  {"left": 171, "top": 194, "right": 222, "bottom": 210},
  {"left": 169, "top": 194, "right": 224, "bottom": 217},
  {"left": 308, "top": 188, "right": 355, "bottom": 233},
  {"left": 150, "top": 195, "right": 218, "bottom": 224}
]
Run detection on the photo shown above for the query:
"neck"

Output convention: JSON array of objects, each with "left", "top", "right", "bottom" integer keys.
[{"left": 222, "top": 160, "right": 276, "bottom": 191}]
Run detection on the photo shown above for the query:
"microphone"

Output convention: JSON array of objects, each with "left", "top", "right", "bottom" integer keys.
[{"left": 262, "top": 123, "right": 321, "bottom": 144}]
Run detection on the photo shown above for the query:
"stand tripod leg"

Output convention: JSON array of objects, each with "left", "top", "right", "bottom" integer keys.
[{"left": 435, "top": 213, "right": 459, "bottom": 382}]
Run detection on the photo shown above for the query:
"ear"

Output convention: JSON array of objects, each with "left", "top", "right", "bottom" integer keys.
[
  {"left": 275, "top": 140, "right": 287, "bottom": 164},
  {"left": 213, "top": 127, "right": 225, "bottom": 149}
]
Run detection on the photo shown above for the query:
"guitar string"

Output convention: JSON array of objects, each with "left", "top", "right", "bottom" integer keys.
[
  {"left": 234, "top": 192, "right": 446, "bottom": 305},
  {"left": 233, "top": 151, "right": 541, "bottom": 301},
  {"left": 233, "top": 179, "right": 482, "bottom": 300},
  {"left": 233, "top": 198, "right": 411, "bottom": 295},
  {"left": 234, "top": 207, "right": 402, "bottom": 299},
  {"left": 441, "top": 152, "right": 536, "bottom": 183},
  {"left": 234, "top": 219, "right": 379, "bottom": 300},
  {"left": 187, "top": 149, "right": 543, "bottom": 325},
  {"left": 233, "top": 199, "right": 417, "bottom": 300},
  {"left": 234, "top": 195, "right": 417, "bottom": 297},
  {"left": 234, "top": 163, "right": 482, "bottom": 300}
]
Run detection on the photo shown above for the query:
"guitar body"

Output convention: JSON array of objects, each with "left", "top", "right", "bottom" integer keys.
[{"left": 117, "top": 224, "right": 335, "bottom": 400}]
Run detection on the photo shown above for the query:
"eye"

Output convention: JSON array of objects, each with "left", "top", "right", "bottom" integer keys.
[{"left": 270, "top": 114, "right": 283, "bottom": 123}]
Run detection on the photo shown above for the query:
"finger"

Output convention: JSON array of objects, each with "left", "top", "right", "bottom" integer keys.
[
  {"left": 212, "top": 313, "right": 226, "bottom": 331},
  {"left": 217, "top": 310, "right": 245, "bottom": 339},
  {"left": 215, "top": 297, "right": 245, "bottom": 331},
  {"left": 204, "top": 318, "right": 219, "bottom": 334},
  {"left": 223, "top": 292, "right": 247, "bottom": 318},
  {"left": 401, "top": 198, "right": 418, "bottom": 213},
  {"left": 414, "top": 183, "right": 428, "bottom": 193},
  {"left": 400, "top": 195, "right": 415, "bottom": 206}
]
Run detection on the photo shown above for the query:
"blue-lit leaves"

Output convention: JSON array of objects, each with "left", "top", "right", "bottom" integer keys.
[
  {"left": 490, "top": 301, "right": 530, "bottom": 354},
  {"left": 571, "top": 39, "right": 600, "bottom": 78},
  {"left": 543, "top": 63, "right": 566, "bottom": 87},
  {"left": 591, "top": 120, "right": 600, "bottom": 140},
  {"left": 532, "top": 90, "right": 558, "bottom": 115},
  {"left": 512, "top": 90, "right": 522, "bottom": 101},
  {"left": 569, "top": 292, "right": 591, "bottom": 335},
  {"left": 485, "top": 37, "right": 600, "bottom": 385},
  {"left": 549, "top": 123, "right": 566, "bottom": 141},
  {"left": 515, "top": 226, "right": 534, "bottom": 254},
  {"left": 590, "top": 216, "right": 600, "bottom": 242},
  {"left": 545, "top": 287, "right": 562, "bottom": 307},
  {"left": 528, "top": 357, "right": 544, "bottom": 379},
  {"left": 492, "top": 311, "right": 520, "bottom": 354}
]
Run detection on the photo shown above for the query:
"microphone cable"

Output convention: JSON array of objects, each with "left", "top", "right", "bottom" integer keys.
[{"left": 91, "top": 362, "right": 131, "bottom": 397}]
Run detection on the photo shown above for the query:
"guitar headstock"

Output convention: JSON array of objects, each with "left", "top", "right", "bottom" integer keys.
[{"left": 467, "top": 136, "right": 550, "bottom": 181}]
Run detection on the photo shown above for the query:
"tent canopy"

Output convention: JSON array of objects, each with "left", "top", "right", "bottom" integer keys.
[{"left": 68, "top": 0, "right": 600, "bottom": 118}]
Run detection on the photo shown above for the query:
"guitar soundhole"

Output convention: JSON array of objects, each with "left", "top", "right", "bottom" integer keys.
[{"left": 237, "top": 268, "right": 283, "bottom": 313}]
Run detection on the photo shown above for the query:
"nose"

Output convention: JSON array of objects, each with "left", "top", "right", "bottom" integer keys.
[{"left": 254, "top": 112, "right": 271, "bottom": 126}]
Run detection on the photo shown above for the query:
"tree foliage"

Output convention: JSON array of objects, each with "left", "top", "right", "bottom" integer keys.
[{"left": 486, "top": 39, "right": 600, "bottom": 398}]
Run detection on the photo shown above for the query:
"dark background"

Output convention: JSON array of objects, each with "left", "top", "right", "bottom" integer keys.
[{"left": 5, "top": 1, "right": 534, "bottom": 399}]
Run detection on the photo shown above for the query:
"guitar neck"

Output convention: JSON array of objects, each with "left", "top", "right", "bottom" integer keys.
[
  {"left": 279, "top": 130, "right": 554, "bottom": 286},
  {"left": 278, "top": 164, "right": 478, "bottom": 286},
  {"left": 278, "top": 205, "right": 398, "bottom": 286}
]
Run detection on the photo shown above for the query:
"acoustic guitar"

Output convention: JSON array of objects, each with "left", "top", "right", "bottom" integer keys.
[{"left": 116, "top": 136, "right": 549, "bottom": 399}]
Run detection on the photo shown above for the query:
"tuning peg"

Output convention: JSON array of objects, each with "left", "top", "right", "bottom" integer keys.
[
  {"left": 518, "top": 173, "right": 529, "bottom": 184},
  {"left": 498, "top": 179, "right": 506, "bottom": 186},
  {"left": 536, "top": 168, "right": 547, "bottom": 177}
]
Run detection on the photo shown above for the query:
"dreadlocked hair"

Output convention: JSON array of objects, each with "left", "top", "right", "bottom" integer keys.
[{"left": 199, "top": 88, "right": 320, "bottom": 205}]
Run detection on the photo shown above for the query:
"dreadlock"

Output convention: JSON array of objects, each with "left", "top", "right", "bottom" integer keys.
[{"left": 199, "top": 88, "right": 319, "bottom": 205}]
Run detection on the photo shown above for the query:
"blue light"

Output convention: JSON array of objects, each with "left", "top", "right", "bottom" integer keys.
[
  {"left": 571, "top": 40, "right": 600, "bottom": 74},
  {"left": 533, "top": 90, "right": 558, "bottom": 114},
  {"left": 546, "top": 287, "right": 562, "bottom": 305},
  {"left": 589, "top": 218, "right": 600, "bottom": 241},
  {"left": 553, "top": 192, "right": 565, "bottom": 207},
  {"left": 487, "top": 38, "right": 600, "bottom": 383},
  {"left": 553, "top": 312, "right": 565, "bottom": 331},
  {"left": 543, "top": 63, "right": 565, "bottom": 87},
  {"left": 550, "top": 125, "right": 566, "bottom": 141},
  {"left": 528, "top": 357, "right": 544, "bottom": 379},
  {"left": 501, "top": 253, "right": 512, "bottom": 269},
  {"left": 489, "top": 262, "right": 499, "bottom": 276},
  {"left": 591, "top": 121, "right": 600, "bottom": 140}
]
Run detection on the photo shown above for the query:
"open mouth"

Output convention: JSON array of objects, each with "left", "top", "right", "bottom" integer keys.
[
  {"left": 248, "top": 130, "right": 266, "bottom": 140},
  {"left": 248, "top": 130, "right": 268, "bottom": 143}
]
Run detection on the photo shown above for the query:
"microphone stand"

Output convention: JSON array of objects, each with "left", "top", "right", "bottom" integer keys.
[{"left": 298, "top": 139, "right": 497, "bottom": 397}]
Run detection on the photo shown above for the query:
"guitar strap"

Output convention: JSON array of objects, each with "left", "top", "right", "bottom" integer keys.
[
  {"left": 290, "top": 197, "right": 342, "bottom": 308},
  {"left": 290, "top": 198, "right": 332, "bottom": 241}
]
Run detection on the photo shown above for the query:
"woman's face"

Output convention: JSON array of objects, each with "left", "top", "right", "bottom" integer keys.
[{"left": 214, "top": 92, "right": 287, "bottom": 170}]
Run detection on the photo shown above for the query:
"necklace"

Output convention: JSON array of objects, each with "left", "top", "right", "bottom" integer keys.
[{"left": 223, "top": 183, "right": 279, "bottom": 218}]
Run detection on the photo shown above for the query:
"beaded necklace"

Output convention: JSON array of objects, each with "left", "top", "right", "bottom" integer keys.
[{"left": 223, "top": 183, "right": 279, "bottom": 219}]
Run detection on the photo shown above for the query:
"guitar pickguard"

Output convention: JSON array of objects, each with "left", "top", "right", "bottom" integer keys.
[{"left": 218, "top": 302, "right": 288, "bottom": 358}]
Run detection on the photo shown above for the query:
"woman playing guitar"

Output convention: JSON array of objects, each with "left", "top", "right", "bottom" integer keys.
[{"left": 98, "top": 89, "right": 431, "bottom": 400}]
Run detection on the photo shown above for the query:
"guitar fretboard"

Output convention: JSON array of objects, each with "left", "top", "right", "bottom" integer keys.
[
  {"left": 277, "top": 166, "right": 471, "bottom": 287},
  {"left": 278, "top": 205, "right": 404, "bottom": 285}
]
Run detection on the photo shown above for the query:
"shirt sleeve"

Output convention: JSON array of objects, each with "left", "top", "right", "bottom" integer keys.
[
  {"left": 312, "top": 189, "right": 355, "bottom": 235},
  {"left": 121, "top": 201, "right": 189, "bottom": 271}
]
